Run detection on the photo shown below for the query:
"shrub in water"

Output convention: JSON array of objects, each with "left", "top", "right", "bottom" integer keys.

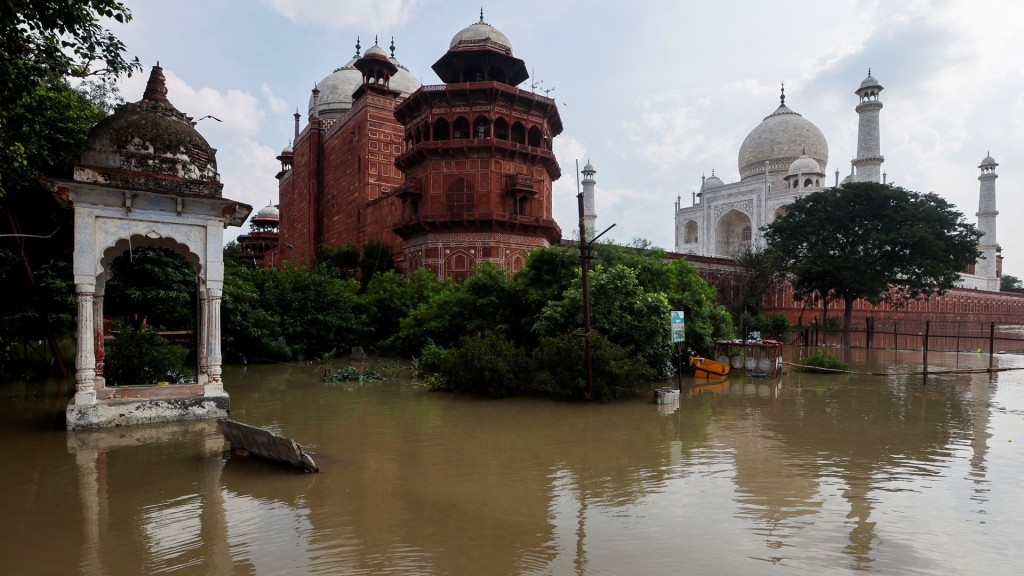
[
  {"left": 797, "top": 350, "right": 849, "bottom": 373},
  {"left": 104, "top": 324, "right": 191, "bottom": 386}
]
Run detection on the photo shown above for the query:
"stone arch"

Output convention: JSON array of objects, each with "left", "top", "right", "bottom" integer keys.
[
  {"left": 445, "top": 249, "right": 474, "bottom": 281},
  {"left": 510, "top": 121, "right": 526, "bottom": 144},
  {"left": 433, "top": 117, "right": 450, "bottom": 141},
  {"left": 493, "top": 117, "right": 509, "bottom": 141},
  {"left": 527, "top": 125, "right": 543, "bottom": 147},
  {"left": 683, "top": 220, "right": 698, "bottom": 244},
  {"left": 473, "top": 115, "right": 490, "bottom": 139},
  {"left": 453, "top": 116, "right": 470, "bottom": 139},
  {"left": 715, "top": 209, "right": 753, "bottom": 257}
]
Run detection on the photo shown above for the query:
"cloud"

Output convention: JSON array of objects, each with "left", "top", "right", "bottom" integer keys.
[
  {"left": 219, "top": 139, "right": 281, "bottom": 243},
  {"left": 261, "top": 0, "right": 417, "bottom": 29},
  {"left": 261, "top": 83, "right": 290, "bottom": 115}
]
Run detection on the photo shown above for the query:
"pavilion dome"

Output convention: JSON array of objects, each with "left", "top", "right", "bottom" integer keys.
[
  {"left": 703, "top": 174, "right": 725, "bottom": 190},
  {"left": 253, "top": 204, "right": 279, "bottom": 222},
  {"left": 76, "top": 64, "right": 222, "bottom": 197},
  {"left": 738, "top": 100, "right": 828, "bottom": 181},
  {"left": 787, "top": 154, "right": 822, "bottom": 176},
  {"left": 449, "top": 17, "right": 513, "bottom": 53}
]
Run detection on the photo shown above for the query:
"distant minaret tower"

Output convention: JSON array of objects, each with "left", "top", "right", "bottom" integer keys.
[
  {"left": 977, "top": 152, "right": 1000, "bottom": 289},
  {"left": 853, "top": 69, "right": 884, "bottom": 183},
  {"left": 581, "top": 160, "right": 597, "bottom": 241}
]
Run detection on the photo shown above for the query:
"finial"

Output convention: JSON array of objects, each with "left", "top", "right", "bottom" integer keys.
[
  {"left": 374, "top": 35, "right": 379, "bottom": 46},
  {"left": 480, "top": 7, "right": 484, "bottom": 23},
  {"left": 711, "top": 168, "right": 716, "bottom": 176},
  {"left": 868, "top": 67, "right": 872, "bottom": 76},
  {"left": 142, "top": 64, "right": 172, "bottom": 106},
  {"left": 390, "top": 36, "right": 395, "bottom": 58},
  {"left": 355, "top": 36, "right": 361, "bottom": 57},
  {"left": 780, "top": 82, "right": 785, "bottom": 106}
]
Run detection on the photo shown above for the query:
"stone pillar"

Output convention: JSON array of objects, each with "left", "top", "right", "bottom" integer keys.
[
  {"left": 197, "top": 283, "right": 208, "bottom": 384},
  {"left": 92, "top": 279, "right": 105, "bottom": 385},
  {"left": 75, "top": 283, "right": 97, "bottom": 405},
  {"left": 204, "top": 286, "right": 224, "bottom": 396}
]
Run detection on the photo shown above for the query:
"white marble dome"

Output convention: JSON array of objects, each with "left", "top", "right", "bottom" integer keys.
[
  {"left": 449, "top": 19, "right": 513, "bottom": 52},
  {"left": 787, "top": 154, "right": 822, "bottom": 175},
  {"left": 253, "top": 204, "right": 279, "bottom": 222},
  {"left": 738, "top": 103, "right": 828, "bottom": 181},
  {"left": 308, "top": 55, "right": 420, "bottom": 117},
  {"left": 703, "top": 174, "right": 725, "bottom": 190}
]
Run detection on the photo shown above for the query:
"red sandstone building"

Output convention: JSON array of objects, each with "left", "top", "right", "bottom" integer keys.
[{"left": 244, "top": 14, "right": 562, "bottom": 279}]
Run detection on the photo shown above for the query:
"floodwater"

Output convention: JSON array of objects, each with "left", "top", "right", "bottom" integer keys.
[{"left": 1, "top": 349, "right": 1023, "bottom": 575}]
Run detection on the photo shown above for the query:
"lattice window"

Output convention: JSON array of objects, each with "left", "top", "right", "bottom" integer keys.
[{"left": 446, "top": 177, "right": 475, "bottom": 216}]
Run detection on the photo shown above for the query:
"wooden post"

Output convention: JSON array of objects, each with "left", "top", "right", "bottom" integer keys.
[
  {"left": 989, "top": 322, "right": 996, "bottom": 371},
  {"left": 922, "top": 320, "right": 930, "bottom": 379}
]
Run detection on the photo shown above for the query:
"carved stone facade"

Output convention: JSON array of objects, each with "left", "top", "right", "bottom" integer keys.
[
  {"left": 269, "top": 15, "right": 562, "bottom": 278},
  {"left": 42, "top": 65, "right": 251, "bottom": 430}
]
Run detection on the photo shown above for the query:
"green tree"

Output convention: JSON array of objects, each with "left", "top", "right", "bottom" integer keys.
[
  {"left": 0, "top": 79, "right": 116, "bottom": 376},
  {"left": 534, "top": 264, "right": 672, "bottom": 377},
  {"left": 1001, "top": 274, "right": 1022, "bottom": 291},
  {"left": 0, "top": 0, "right": 139, "bottom": 197},
  {"left": 762, "top": 182, "right": 982, "bottom": 331},
  {"left": 105, "top": 247, "right": 196, "bottom": 330}
]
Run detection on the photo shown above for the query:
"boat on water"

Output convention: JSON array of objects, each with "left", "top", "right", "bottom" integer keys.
[{"left": 690, "top": 356, "right": 730, "bottom": 381}]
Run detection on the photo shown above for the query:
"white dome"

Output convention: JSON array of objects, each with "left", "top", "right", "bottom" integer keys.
[
  {"left": 704, "top": 174, "right": 724, "bottom": 190},
  {"left": 309, "top": 57, "right": 361, "bottom": 117},
  {"left": 980, "top": 153, "right": 997, "bottom": 167},
  {"left": 254, "top": 204, "right": 279, "bottom": 222},
  {"left": 787, "top": 154, "right": 821, "bottom": 176},
  {"left": 308, "top": 55, "right": 421, "bottom": 117},
  {"left": 449, "top": 20, "right": 512, "bottom": 52},
  {"left": 738, "top": 103, "right": 828, "bottom": 181}
]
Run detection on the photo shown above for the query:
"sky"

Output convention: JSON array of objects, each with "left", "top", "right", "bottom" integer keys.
[{"left": 108, "top": 0, "right": 1024, "bottom": 277}]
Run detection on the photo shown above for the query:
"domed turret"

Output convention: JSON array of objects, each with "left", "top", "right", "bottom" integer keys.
[
  {"left": 787, "top": 154, "right": 821, "bottom": 176},
  {"left": 737, "top": 84, "right": 828, "bottom": 182},
  {"left": 75, "top": 64, "right": 222, "bottom": 197},
  {"left": 253, "top": 203, "right": 280, "bottom": 224},
  {"left": 703, "top": 172, "right": 725, "bottom": 190},
  {"left": 448, "top": 15, "right": 513, "bottom": 52},
  {"left": 431, "top": 10, "right": 529, "bottom": 86}
]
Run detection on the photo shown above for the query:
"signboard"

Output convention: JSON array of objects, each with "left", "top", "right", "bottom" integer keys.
[{"left": 670, "top": 311, "right": 685, "bottom": 344}]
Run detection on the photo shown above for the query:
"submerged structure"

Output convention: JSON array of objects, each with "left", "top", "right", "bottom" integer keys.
[{"left": 43, "top": 64, "right": 251, "bottom": 430}]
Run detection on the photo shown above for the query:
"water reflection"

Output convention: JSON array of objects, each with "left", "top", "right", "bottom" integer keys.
[{"left": 1, "top": 350, "right": 1022, "bottom": 575}]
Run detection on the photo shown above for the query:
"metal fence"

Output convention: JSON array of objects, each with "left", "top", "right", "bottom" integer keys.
[{"left": 770, "top": 319, "right": 1024, "bottom": 367}]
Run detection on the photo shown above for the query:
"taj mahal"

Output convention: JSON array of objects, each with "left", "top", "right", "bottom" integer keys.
[{"left": 672, "top": 71, "right": 1002, "bottom": 292}]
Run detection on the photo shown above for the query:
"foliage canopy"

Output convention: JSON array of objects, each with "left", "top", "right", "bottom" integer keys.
[{"left": 762, "top": 182, "right": 982, "bottom": 330}]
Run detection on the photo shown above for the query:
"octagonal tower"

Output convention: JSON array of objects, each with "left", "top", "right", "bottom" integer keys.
[{"left": 393, "top": 12, "right": 562, "bottom": 279}]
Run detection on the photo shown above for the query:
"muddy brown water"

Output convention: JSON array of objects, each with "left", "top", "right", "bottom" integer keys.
[{"left": 1, "top": 349, "right": 1022, "bottom": 575}]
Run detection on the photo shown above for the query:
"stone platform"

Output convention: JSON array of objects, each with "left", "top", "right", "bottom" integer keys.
[{"left": 66, "top": 384, "right": 229, "bottom": 430}]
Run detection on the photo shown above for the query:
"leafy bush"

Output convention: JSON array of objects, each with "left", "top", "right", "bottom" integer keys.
[
  {"left": 323, "top": 365, "right": 385, "bottom": 383},
  {"left": 104, "top": 324, "right": 191, "bottom": 386},
  {"left": 797, "top": 350, "right": 849, "bottom": 373},
  {"left": 532, "top": 333, "right": 653, "bottom": 401},
  {"left": 420, "top": 331, "right": 531, "bottom": 397}
]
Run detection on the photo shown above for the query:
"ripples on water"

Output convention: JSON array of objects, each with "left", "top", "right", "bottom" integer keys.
[{"left": 2, "top": 351, "right": 1024, "bottom": 574}]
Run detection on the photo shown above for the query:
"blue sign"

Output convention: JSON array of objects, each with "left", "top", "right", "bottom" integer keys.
[{"left": 670, "top": 311, "right": 685, "bottom": 344}]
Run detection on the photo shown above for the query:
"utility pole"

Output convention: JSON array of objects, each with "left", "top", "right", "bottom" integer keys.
[{"left": 577, "top": 160, "right": 593, "bottom": 399}]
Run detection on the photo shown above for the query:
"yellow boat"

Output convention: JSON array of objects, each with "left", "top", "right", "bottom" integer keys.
[{"left": 690, "top": 356, "right": 730, "bottom": 381}]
